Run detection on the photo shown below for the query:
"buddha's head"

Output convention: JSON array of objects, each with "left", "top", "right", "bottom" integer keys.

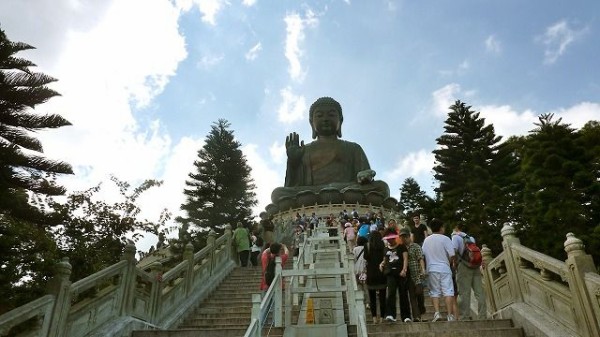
[{"left": 309, "top": 97, "right": 343, "bottom": 139}]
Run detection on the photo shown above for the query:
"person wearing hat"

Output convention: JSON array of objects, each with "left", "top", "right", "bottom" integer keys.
[
  {"left": 380, "top": 229, "right": 410, "bottom": 322},
  {"left": 343, "top": 221, "right": 356, "bottom": 252}
]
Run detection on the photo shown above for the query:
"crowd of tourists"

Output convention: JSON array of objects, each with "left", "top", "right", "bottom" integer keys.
[
  {"left": 347, "top": 213, "right": 487, "bottom": 324},
  {"left": 232, "top": 210, "right": 486, "bottom": 324}
]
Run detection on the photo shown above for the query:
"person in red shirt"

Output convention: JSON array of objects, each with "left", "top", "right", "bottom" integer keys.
[{"left": 260, "top": 242, "right": 289, "bottom": 291}]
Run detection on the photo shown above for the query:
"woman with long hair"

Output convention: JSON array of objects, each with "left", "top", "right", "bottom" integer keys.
[{"left": 363, "top": 230, "right": 387, "bottom": 323}]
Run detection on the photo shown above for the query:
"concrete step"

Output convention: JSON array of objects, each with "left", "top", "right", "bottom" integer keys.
[
  {"left": 347, "top": 319, "right": 523, "bottom": 337},
  {"left": 132, "top": 326, "right": 285, "bottom": 337}
]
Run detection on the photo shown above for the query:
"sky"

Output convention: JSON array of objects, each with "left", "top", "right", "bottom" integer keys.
[{"left": 1, "top": 0, "right": 599, "bottom": 252}]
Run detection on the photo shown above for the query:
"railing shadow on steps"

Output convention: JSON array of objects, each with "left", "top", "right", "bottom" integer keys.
[
  {"left": 482, "top": 224, "right": 600, "bottom": 337},
  {"left": 0, "top": 225, "right": 238, "bottom": 337},
  {"left": 243, "top": 220, "right": 369, "bottom": 337}
]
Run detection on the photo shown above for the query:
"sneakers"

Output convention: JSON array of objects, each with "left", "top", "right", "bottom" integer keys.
[
  {"left": 403, "top": 318, "right": 412, "bottom": 322},
  {"left": 447, "top": 314, "right": 456, "bottom": 321},
  {"left": 432, "top": 312, "right": 441, "bottom": 322},
  {"left": 385, "top": 315, "right": 397, "bottom": 322}
]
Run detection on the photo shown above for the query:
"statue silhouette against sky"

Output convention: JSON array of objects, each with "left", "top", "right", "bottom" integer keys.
[{"left": 270, "top": 97, "right": 390, "bottom": 207}]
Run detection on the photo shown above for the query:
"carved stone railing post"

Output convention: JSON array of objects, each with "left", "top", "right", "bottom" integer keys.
[
  {"left": 225, "top": 224, "right": 235, "bottom": 264},
  {"left": 46, "top": 257, "right": 73, "bottom": 337},
  {"left": 149, "top": 262, "right": 163, "bottom": 322},
  {"left": 183, "top": 243, "right": 194, "bottom": 294},
  {"left": 500, "top": 224, "right": 524, "bottom": 303},
  {"left": 251, "top": 293, "right": 261, "bottom": 337},
  {"left": 119, "top": 244, "right": 137, "bottom": 316},
  {"left": 480, "top": 244, "right": 497, "bottom": 313},
  {"left": 274, "top": 256, "right": 283, "bottom": 327},
  {"left": 207, "top": 229, "right": 217, "bottom": 275},
  {"left": 564, "top": 233, "right": 600, "bottom": 337}
]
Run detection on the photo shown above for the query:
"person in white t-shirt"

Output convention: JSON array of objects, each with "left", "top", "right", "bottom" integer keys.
[{"left": 422, "top": 218, "right": 457, "bottom": 322}]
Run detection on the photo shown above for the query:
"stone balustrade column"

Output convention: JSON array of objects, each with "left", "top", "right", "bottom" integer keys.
[
  {"left": 46, "top": 258, "right": 72, "bottom": 337},
  {"left": 207, "top": 229, "right": 217, "bottom": 275},
  {"left": 564, "top": 233, "right": 600, "bottom": 337},
  {"left": 183, "top": 243, "right": 194, "bottom": 294},
  {"left": 119, "top": 243, "right": 137, "bottom": 316},
  {"left": 251, "top": 293, "right": 261, "bottom": 337},
  {"left": 274, "top": 256, "right": 283, "bottom": 327},
  {"left": 480, "top": 244, "right": 497, "bottom": 314},
  {"left": 149, "top": 262, "right": 163, "bottom": 322},
  {"left": 500, "top": 223, "right": 524, "bottom": 303},
  {"left": 224, "top": 224, "right": 235, "bottom": 264},
  {"left": 346, "top": 255, "right": 357, "bottom": 325}
]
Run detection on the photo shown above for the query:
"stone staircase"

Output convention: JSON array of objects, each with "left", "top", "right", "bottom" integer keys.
[
  {"left": 347, "top": 291, "right": 524, "bottom": 337},
  {"left": 132, "top": 258, "right": 523, "bottom": 337},
  {"left": 132, "top": 266, "right": 285, "bottom": 337}
]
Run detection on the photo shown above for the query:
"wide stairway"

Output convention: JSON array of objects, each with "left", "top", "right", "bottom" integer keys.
[
  {"left": 132, "top": 266, "right": 285, "bottom": 337},
  {"left": 132, "top": 265, "right": 523, "bottom": 337},
  {"left": 347, "top": 296, "right": 524, "bottom": 337}
]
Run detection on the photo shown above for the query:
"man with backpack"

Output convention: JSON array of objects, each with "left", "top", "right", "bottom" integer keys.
[{"left": 451, "top": 223, "right": 486, "bottom": 320}]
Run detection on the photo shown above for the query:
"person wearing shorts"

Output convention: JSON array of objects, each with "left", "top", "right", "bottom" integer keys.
[{"left": 422, "top": 218, "right": 457, "bottom": 321}]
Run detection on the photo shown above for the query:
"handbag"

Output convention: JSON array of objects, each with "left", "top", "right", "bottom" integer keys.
[
  {"left": 358, "top": 271, "right": 367, "bottom": 283},
  {"left": 356, "top": 248, "right": 367, "bottom": 283}
]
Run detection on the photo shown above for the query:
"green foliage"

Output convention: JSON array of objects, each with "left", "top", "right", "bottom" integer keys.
[
  {"left": 0, "top": 177, "right": 170, "bottom": 314},
  {"left": 398, "top": 177, "right": 438, "bottom": 219},
  {"left": 519, "top": 114, "right": 598, "bottom": 263},
  {"left": 176, "top": 119, "right": 257, "bottom": 250},
  {"left": 46, "top": 177, "right": 170, "bottom": 281},
  {"left": 0, "top": 28, "right": 73, "bottom": 224},
  {"left": 433, "top": 101, "right": 505, "bottom": 252}
]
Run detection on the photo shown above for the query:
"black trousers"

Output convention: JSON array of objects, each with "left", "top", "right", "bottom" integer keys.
[
  {"left": 238, "top": 250, "right": 250, "bottom": 267},
  {"left": 250, "top": 251, "right": 260, "bottom": 266},
  {"left": 368, "top": 288, "right": 387, "bottom": 318},
  {"left": 386, "top": 274, "right": 410, "bottom": 320}
]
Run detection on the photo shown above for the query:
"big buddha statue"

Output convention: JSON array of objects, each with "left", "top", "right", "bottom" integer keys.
[{"left": 268, "top": 97, "right": 391, "bottom": 213}]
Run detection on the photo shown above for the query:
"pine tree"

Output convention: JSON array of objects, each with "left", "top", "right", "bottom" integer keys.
[
  {"left": 399, "top": 177, "right": 434, "bottom": 217},
  {"left": 520, "top": 114, "right": 589, "bottom": 260},
  {"left": 432, "top": 100, "right": 503, "bottom": 246},
  {"left": 0, "top": 28, "right": 73, "bottom": 223},
  {"left": 176, "top": 119, "right": 257, "bottom": 245}
]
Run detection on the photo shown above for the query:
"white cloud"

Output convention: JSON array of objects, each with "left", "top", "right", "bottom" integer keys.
[
  {"left": 243, "top": 144, "right": 284, "bottom": 214},
  {"left": 277, "top": 87, "right": 307, "bottom": 123},
  {"left": 186, "top": 0, "right": 227, "bottom": 25},
  {"left": 386, "top": 150, "right": 435, "bottom": 181},
  {"left": 538, "top": 20, "right": 587, "bottom": 64},
  {"left": 439, "top": 60, "right": 469, "bottom": 77},
  {"left": 2, "top": 0, "right": 191, "bottom": 253},
  {"left": 432, "top": 83, "right": 461, "bottom": 116},
  {"left": 269, "top": 141, "right": 286, "bottom": 164},
  {"left": 478, "top": 105, "right": 538, "bottom": 137},
  {"left": 284, "top": 10, "right": 318, "bottom": 82},
  {"left": 485, "top": 35, "right": 502, "bottom": 53},
  {"left": 245, "top": 42, "right": 262, "bottom": 61},
  {"left": 197, "top": 54, "right": 225, "bottom": 69},
  {"left": 477, "top": 102, "right": 600, "bottom": 138},
  {"left": 242, "top": 0, "right": 257, "bottom": 6}
]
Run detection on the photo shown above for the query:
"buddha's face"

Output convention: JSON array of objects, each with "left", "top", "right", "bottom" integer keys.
[{"left": 311, "top": 105, "right": 341, "bottom": 137}]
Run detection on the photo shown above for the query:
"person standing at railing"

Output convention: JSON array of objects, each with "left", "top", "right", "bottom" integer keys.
[
  {"left": 233, "top": 222, "right": 251, "bottom": 267},
  {"left": 260, "top": 242, "right": 289, "bottom": 291}
]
